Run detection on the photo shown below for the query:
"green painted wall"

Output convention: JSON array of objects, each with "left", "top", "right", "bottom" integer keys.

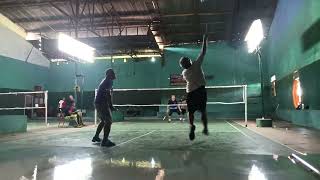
[
  {"left": 0, "top": 115, "right": 27, "bottom": 134},
  {"left": 47, "top": 59, "right": 162, "bottom": 116},
  {"left": 48, "top": 58, "right": 162, "bottom": 92},
  {"left": 0, "top": 55, "right": 49, "bottom": 90},
  {"left": 264, "top": 0, "right": 320, "bottom": 129},
  {"left": 48, "top": 42, "right": 262, "bottom": 119},
  {"left": 0, "top": 24, "right": 50, "bottom": 133},
  {"left": 0, "top": 55, "right": 49, "bottom": 134},
  {"left": 164, "top": 43, "right": 259, "bottom": 87},
  {"left": 267, "top": 0, "right": 320, "bottom": 79}
]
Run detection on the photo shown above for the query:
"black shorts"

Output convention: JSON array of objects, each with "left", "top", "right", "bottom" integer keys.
[
  {"left": 187, "top": 86, "right": 207, "bottom": 113},
  {"left": 168, "top": 109, "right": 181, "bottom": 116},
  {"left": 95, "top": 103, "right": 112, "bottom": 124},
  {"left": 63, "top": 108, "right": 70, "bottom": 116}
]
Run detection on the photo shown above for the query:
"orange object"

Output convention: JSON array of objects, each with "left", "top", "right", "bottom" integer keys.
[{"left": 292, "top": 79, "right": 301, "bottom": 108}]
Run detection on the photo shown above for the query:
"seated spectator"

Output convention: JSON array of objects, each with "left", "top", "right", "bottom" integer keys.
[
  {"left": 65, "top": 95, "right": 85, "bottom": 127},
  {"left": 58, "top": 97, "right": 66, "bottom": 113}
]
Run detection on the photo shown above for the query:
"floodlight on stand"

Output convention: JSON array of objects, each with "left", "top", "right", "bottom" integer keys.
[
  {"left": 245, "top": 19, "right": 264, "bottom": 53},
  {"left": 58, "top": 33, "right": 95, "bottom": 63},
  {"left": 245, "top": 19, "right": 271, "bottom": 123}
]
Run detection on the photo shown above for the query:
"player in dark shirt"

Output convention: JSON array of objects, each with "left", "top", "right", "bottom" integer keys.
[
  {"left": 92, "top": 69, "right": 116, "bottom": 147},
  {"left": 163, "top": 95, "right": 182, "bottom": 122}
]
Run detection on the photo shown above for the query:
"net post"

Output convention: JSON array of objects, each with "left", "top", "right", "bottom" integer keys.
[
  {"left": 44, "top": 91, "right": 48, "bottom": 127},
  {"left": 24, "top": 95, "right": 27, "bottom": 116},
  {"left": 94, "top": 89, "right": 97, "bottom": 126},
  {"left": 31, "top": 96, "right": 34, "bottom": 119},
  {"left": 244, "top": 85, "right": 248, "bottom": 127}
]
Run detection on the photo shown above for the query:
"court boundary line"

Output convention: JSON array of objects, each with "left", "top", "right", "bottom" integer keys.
[
  {"left": 225, "top": 120, "right": 255, "bottom": 142},
  {"left": 232, "top": 120, "right": 307, "bottom": 156},
  {"left": 115, "top": 130, "right": 156, "bottom": 147},
  {"left": 291, "top": 153, "right": 320, "bottom": 175},
  {"left": 115, "top": 130, "right": 187, "bottom": 132}
]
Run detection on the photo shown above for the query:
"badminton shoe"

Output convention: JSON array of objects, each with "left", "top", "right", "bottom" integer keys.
[
  {"left": 189, "top": 125, "right": 196, "bottom": 141},
  {"left": 202, "top": 128, "right": 209, "bottom": 135},
  {"left": 92, "top": 136, "right": 101, "bottom": 143},
  {"left": 101, "top": 139, "right": 116, "bottom": 147}
]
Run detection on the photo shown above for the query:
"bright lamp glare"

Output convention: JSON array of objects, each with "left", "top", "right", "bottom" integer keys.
[
  {"left": 58, "top": 33, "right": 95, "bottom": 63},
  {"left": 248, "top": 164, "right": 267, "bottom": 180},
  {"left": 297, "top": 81, "right": 303, "bottom": 97},
  {"left": 245, "top": 19, "right": 264, "bottom": 53},
  {"left": 151, "top": 57, "right": 156, "bottom": 62}
]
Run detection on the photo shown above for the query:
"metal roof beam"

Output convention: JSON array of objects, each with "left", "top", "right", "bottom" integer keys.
[
  {"left": 28, "top": 23, "right": 149, "bottom": 33},
  {"left": 49, "top": 1, "right": 101, "bottom": 37},
  {"left": 162, "top": 11, "right": 232, "bottom": 18},
  {"left": 10, "top": 11, "right": 151, "bottom": 23},
  {"left": 0, "top": 0, "right": 146, "bottom": 8}
]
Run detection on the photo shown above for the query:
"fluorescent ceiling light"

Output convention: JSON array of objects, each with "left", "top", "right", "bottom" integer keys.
[
  {"left": 51, "top": 59, "right": 68, "bottom": 62},
  {"left": 95, "top": 54, "right": 161, "bottom": 60},
  {"left": 58, "top": 33, "right": 95, "bottom": 63},
  {"left": 26, "top": 32, "right": 40, "bottom": 40},
  {"left": 245, "top": 19, "right": 264, "bottom": 53}
]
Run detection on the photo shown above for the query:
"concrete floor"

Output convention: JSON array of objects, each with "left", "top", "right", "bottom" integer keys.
[
  {"left": 0, "top": 120, "right": 319, "bottom": 180},
  {"left": 235, "top": 119, "right": 320, "bottom": 154}
]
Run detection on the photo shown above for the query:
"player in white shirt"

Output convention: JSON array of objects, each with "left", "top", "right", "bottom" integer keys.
[{"left": 180, "top": 34, "right": 209, "bottom": 141}]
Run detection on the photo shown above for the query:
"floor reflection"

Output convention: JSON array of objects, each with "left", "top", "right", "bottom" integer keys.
[
  {"left": 248, "top": 164, "right": 267, "bottom": 180},
  {"left": 3, "top": 147, "right": 319, "bottom": 180},
  {"left": 53, "top": 158, "right": 92, "bottom": 180},
  {"left": 105, "top": 157, "right": 161, "bottom": 169}
]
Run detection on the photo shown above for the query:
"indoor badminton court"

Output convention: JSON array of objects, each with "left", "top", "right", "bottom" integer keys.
[{"left": 0, "top": 0, "right": 319, "bottom": 179}]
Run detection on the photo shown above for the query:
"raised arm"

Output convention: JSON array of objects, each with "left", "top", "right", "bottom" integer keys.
[{"left": 196, "top": 34, "right": 208, "bottom": 64}]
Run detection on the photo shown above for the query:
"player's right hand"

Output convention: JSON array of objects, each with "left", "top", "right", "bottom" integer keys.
[{"left": 110, "top": 106, "right": 118, "bottom": 111}]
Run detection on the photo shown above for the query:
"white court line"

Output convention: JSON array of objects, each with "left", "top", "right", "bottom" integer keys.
[
  {"left": 232, "top": 121, "right": 307, "bottom": 156},
  {"left": 225, "top": 120, "right": 255, "bottom": 142},
  {"left": 291, "top": 153, "right": 320, "bottom": 175},
  {"left": 115, "top": 130, "right": 188, "bottom": 132},
  {"left": 115, "top": 130, "right": 156, "bottom": 147}
]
